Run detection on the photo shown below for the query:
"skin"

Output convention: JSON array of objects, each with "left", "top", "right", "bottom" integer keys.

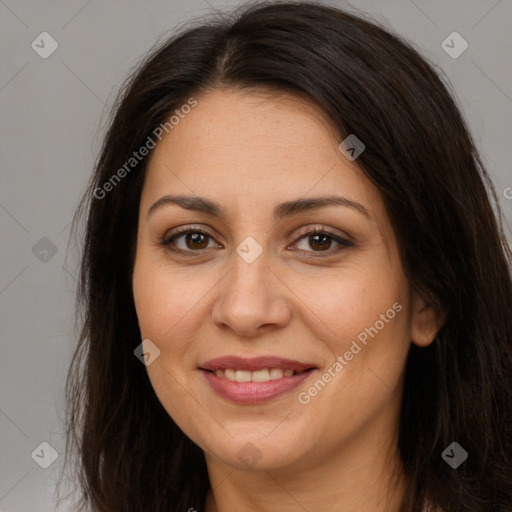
[{"left": 132, "top": 88, "right": 442, "bottom": 512}]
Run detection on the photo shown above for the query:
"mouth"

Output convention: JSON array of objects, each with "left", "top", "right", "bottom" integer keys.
[
  {"left": 199, "top": 356, "right": 317, "bottom": 404},
  {"left": 204, "top": 367, "right": 310, "bottom": 382}
]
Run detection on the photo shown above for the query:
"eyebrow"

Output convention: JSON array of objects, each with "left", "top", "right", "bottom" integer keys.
[{"left": 147, "top": 194, "right": 372, "bottom": 222}]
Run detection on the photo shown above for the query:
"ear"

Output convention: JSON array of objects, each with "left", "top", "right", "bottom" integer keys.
[{"left": 410, "top": 291, "right": 446, "bottom": 347}]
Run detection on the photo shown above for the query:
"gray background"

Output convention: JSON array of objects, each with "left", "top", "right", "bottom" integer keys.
[{"left": 1, "top": 0, "right": 511, "bottom": 510}]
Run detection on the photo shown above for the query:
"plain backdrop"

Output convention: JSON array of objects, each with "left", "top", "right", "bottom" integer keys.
[{"left": 1, "top": 0, "right": 511, "bottom": 510}]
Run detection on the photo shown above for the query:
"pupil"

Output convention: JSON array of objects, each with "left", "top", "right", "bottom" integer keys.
[
  {"left": 187, "top": 233, "right": 208, "bottom": 249},
  {"left": 310, "top": 234, "right": 331, "bottom": 251}
]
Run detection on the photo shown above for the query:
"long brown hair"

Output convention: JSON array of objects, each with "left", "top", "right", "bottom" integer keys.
[{"left": 62, "top": 2, "right": 512, "bottom": 510}]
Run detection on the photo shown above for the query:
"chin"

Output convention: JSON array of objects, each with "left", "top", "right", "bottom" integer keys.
[{"left": 199, "top": 427, "right": 314, "bottom": 472}]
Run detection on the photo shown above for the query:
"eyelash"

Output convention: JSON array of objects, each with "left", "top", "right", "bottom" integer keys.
[{"left": 160, "top": 225, "right": 353, "bottom": 257}]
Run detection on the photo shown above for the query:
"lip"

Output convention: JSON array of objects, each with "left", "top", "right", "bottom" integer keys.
[
  {"left": 200, "top": 356, "right": 315, "bottom": 372},
  {"left": 199, "top": 356, "right": 317, "bottom": 404}
]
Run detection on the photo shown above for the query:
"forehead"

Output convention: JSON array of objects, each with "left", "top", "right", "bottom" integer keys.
[{"left": 141, "top": 88, "right": 383, "bottom": 224}]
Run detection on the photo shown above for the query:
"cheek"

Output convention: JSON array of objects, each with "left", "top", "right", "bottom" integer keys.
[
  {"left": 133, "top": 251, "right": 196, "bottom": 335},
  {"left": 294, "top": 274, "right": 410, "bottom": 443},
  {"left": 294, "top": 257, "right": 411, "bottom": 400},
  {"left": 295, "top": 259, "right": 408, "bottom": 346},
  {"left": 132, "top": 254, "right": 213, "bottom": 431},
  {"left": 132, "top": 251, "right": 217, "bottom": 369}
]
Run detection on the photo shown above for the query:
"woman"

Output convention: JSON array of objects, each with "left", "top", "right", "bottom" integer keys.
[{"left": 63, "top": 2, "right": 512, "bottom": 511}]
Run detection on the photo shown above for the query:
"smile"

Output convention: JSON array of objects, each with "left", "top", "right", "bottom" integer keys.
[
  {"left": 200, "top": 356, "right": 317, "bottom": 404},
  {"left": 210, "top": 368, "right": 304, "bottom": 382}
]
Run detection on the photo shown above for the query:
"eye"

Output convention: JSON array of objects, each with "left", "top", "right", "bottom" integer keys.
[
  {"left": 291, "top": 227, "right": 353, "bottom": 255},
  {"left": 161, "top": 227, "right": 220, "bottom": 253},
  {"left": 160, "top": 225, "right": 353, "bottom": 256}
]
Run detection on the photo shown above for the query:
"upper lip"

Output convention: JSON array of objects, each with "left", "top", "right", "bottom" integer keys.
[{"left": 200, "top": 356, "right": 316, "bottom": 372}]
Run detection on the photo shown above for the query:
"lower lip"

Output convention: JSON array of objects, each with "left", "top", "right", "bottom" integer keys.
[{"left": 201, "top": 369, "right": 315, "bottom": 404}]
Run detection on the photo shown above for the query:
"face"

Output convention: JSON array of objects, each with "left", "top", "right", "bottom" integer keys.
[{"left": 132, "top": 89, "right": 439, "bottom": 473}]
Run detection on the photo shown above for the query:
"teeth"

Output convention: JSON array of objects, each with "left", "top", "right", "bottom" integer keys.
[
  {"left": 269, "top": 368, "right": 284, "bottom": 380},
  {"left": 235, "top": 370, "right": 251, "bottom": 382},
  {"left": 252, "top": 369, "right": 270, "bottom": 382},
  {"left": 213, "top": 368, "right": 298, "bottom": 382}
]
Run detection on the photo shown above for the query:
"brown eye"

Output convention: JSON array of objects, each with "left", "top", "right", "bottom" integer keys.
[
  {"left": 308, "top": 233, "right": 333, "bottom": 251},
  {"left": 162, "top": 229, "right": 218, "bottom": 252},
  {"left": 293, "top": 228, "right": 353, "bottom": 254},
  {"left": 295, "top": 228, "right": 354, "bottom": 257},
  {"left": 183, "top": 232, "right": 209, "bottom": 250}
]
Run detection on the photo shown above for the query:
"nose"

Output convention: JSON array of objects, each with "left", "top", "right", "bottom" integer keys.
[{"left": 211, "top": 252, "right": 292, "bottom": 338}]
